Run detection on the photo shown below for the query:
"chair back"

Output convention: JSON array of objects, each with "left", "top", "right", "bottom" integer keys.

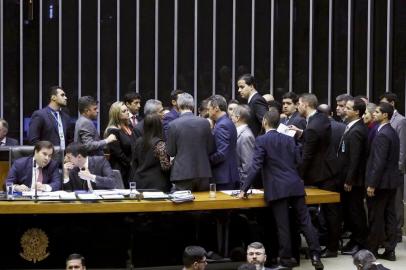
[{"left": 9, "top": 146, "right": 64, "bottom": 166}]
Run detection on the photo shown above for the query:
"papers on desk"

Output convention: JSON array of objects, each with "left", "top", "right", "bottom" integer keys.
[
  {"left": 142, "top": 192, "right": 169, "bottom": 199},
  {"left": 169, "top": 190, "right": 195, "bottom": 203},
  {"left": 76, "top": 193, "right": 102, "bottom": 200},
  {"left": 221, "top": 189, "right": 264, "bottom": 196},
  {"left": 277, "top": 123, "right": 296, "bottom": 137}
]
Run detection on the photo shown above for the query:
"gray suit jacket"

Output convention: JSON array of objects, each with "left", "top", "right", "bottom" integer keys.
[
  {"left": 390, "top": 110, "right": 406, "bottom": 173},
  {"left": 236, "top": 125, "right": 255, "bottom": 182},
  {"left": 167, "top": 112, "right": 214, "bottom": 181},
  {"left": 74, "top": 115, "right": 106, "bottom": 155}
]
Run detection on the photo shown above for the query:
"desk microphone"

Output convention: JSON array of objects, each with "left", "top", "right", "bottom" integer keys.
[{"left": 33, "top": 160, "right": 38, "bottom": 203}]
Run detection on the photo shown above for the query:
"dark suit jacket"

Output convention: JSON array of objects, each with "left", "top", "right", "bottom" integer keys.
[
  {"left": 242, "top": 130, "right": 305, "bottom": 202},
  {"left": 3, "top": 137, "right": 18, "bottom": 146},
  {"left": 64, "top": 156, "right": 115, "bottom": 191},
  {"left": 28, "top": 107, "right": 71, "bottom": 146},
  {"left": 299, "top": 112, "right": 332, "bottom": 184},
  {"left": 167, "top": 112, "right": 214, "bottom": 181},
  {"left": 133, "top": 120, "right": 144, "bottom": 140},
  {"left": 210, "top": 114, "right": 239, "bottom": 186},
  {"left": 6, "top": 157, "right": 61, "bottom": 191},
  {"left": 162, "top": 108, "right": 179, "bottom": 141},
  {"left": 337, "top": 119, "right": 368, "bottom": 186},
  {"left": 281, "top": 111, "right": 307, "bottom": 130},
  {"left": 324, "top": 118, "right": 346, "bottom": 178},
  {"left": 365, "top": 124, "right": 403, "bottom": 189},
  {"left": 248, "top": 93, "right": 268, "bottom": 137}
]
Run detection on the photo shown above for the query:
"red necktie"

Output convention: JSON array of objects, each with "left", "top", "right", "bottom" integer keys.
[{"left": 37, "top": 168, "right": 43, "bottom": 183}]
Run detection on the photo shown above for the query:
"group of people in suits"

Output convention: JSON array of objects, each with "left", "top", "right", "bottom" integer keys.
[{"left": 2, "top": 76, "right": 405, "bottom": 269}]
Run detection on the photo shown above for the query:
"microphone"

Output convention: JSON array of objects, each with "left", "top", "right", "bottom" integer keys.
[{"left": 33, "top": 160, "right": 38, "bottom": 202}]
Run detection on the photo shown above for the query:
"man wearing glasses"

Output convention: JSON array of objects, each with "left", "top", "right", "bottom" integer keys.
[{"left": 182, "top": 246, "right": 208, "bottom": 270}]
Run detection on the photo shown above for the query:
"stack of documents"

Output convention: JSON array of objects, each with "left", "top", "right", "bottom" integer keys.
[
  {"left": 169, "top": 190, "right": 195, "bottom": 203},
  {"left": 142, "top": 192, "right": 169, "bottom": 200}
]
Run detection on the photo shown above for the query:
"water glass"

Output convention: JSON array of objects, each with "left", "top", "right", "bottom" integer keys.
[
  {"left": 209, "top": 183, "right": 216, "bottom": 198},
  {"left": 6, "top": 183, "right": 14, "bottom": 200},
  {"left": 129, "top": 182, "right": 137, "bottom": 198}
]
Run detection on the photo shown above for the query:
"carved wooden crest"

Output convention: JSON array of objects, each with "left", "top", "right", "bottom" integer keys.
[{"left": 19, "top": 228, "right": 50, "bottom": 263}]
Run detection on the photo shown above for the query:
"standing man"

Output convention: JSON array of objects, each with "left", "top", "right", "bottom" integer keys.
[
  {"left": 237, "top": 74, "right": 268, "bottom": 136},
  {"left": 66, "top": 253, "right": 86, "bottom": 270},
  {"left": 291, "top": 94, "right": 337, "bottom": 262},
  {"left": 182, "top": 246, "right": 207, "bottom": 270},
  {"left": 74, "top": 96, "right": 116, "bottom": 156},
  {"left": 28, "top": 86, "right": 71, "bottom": 148},
  {"left": 124, "top": 92, "right": 142, "bottom": 129},
  {"left": 133, "top": 99, "right": 165, "bottom": 139},
  {"left": 6, "top": 141, "right": 61, "bottom": 192},
  {"left": 379, "top": 92, "right": 406, "bottom": 242},
  {"left": 163, "top": 89, "right": 184, "bottom": 140},
  {"left": 240, "top": 110, "right": 324, "bottom": 270},
  {"left": 365, "top": 102, "right": 403, "bottom": 260},
  {"left": 338, "top": 98, "right": 369, "bottom": 255},
  {"left": 280, "top": 92, "right": 306, "bottom": 130},
  {"left": 230, "top": 105, "right": 255, "bottom": 184},
  {"left": 0, "top": 119, "right": 18, "bottom": 146},
  {"left": 208, "top": 95, "right": 239, "bottom": 190},
  {"left": 167, "top": 93, "right": 214, "bottom": 191},
  {"left": 335, "top": 94, "right": 353, "bottom": 122}
]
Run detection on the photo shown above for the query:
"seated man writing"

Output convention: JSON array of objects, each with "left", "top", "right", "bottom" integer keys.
[
  {"left": 63, "top": 142, "right": 115, "bottom": 191},
  {"left": 6, "top": 141, "right": 61, "bottom": 192}
]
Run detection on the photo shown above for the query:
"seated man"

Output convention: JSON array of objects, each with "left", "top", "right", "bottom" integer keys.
[
  {"left": 246, "top": 242, "right": 289, "bottom": 270},
  {"left": 5, "top": 141, "right": 61, "bottom": 192},
  {"left": 63, "top": 142, "right": 115, "bottom": 191},
  {"left": 66, "top": 253, "right": 86, "bottom": 270},
  {"left": 182, "top": 246, "right": 208, "bottom": 270}
]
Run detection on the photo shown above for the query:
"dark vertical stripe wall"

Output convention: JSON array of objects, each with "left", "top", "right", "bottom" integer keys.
[{"left": 0, "top": 0, "right": 405, "bottom": 143}]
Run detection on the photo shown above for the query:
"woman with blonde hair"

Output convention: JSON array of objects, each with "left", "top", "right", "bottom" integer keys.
[{"left": 104, "top": 101, "right": 136, "bottom": 188}]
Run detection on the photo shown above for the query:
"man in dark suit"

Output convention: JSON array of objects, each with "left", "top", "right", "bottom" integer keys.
[
  {"left": 167, "top": 93, "right": 214, "bottom": 191},
  {"left": 133, "top": 99, "right": 165, "bottom": 139},
  {"left": 63, "top": 142, "right": 115, "bottom": 191},
  {"left": 365, "top": 102, "right": 403, "bottom": 260},
  {"left": 6, "top": 141, "right": 61, "bottom": 192},
  {"left": 337, "top": 98, "right": 369, "bottom": 255},
  {"left": 280, "top": 92, "right": 306, "bottom": 130},
  {"left": 28, "top": 86, "right": 72, "bottom": 149},
  {"left": 162, "top": 89, "right": 184, "bottom": 141},
  {"left": 239, "top": 109, "right": 323, "bottom": 270},
  {"left": 335, "top": 93, "right": 353, "bottom": 122},
  {"left": 74, "top": 96, "right": 116, "bottom": 156},
  {"left": 379, "top": 92, "right": 406, "bottom": 242},
  {"left": 124, "top": 92, "right": 143, "bottom": 129},
  {"left": 291, "top": 95, "right": 338, "bottom": 260},
  {"left": 237, "top": 74, "right": 268, "bottom": 137},
  {"left": 208, "top": 95, "right": 239, "bottom": 190},
  {"left": 0, "top": 119, "right": 18, "bottom": 146}
]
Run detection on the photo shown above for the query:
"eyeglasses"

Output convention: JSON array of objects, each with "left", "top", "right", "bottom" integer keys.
[{"left": 247, "top": 252, "right": 265, "bottom": 256}]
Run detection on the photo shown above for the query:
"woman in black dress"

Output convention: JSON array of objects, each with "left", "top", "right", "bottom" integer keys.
[
  {"left": 104, "top": 101, "right": 136, "bottom": 188},
  {"left": 132, "top": 113, "right": 171, "bottom": 192}
]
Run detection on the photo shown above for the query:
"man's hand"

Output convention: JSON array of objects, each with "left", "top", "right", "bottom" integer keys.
[
  {"left": 14, "top": 184, "right": 30, "bottom": 192},
  {"left": 105, "top": 134, "right": 117, "bottom": 144},
  {"left": 79, "top": 170, "right": 96, "bottom": 182},
  {"left": 344, "top": 183, "right": 352, "bottom": 192},
  {"left": 288, "top": 125, "right": 303, "bottom": 138},
  {"left": 63, "top": 161, "right": 74, "bottom": 178},
  {"left": 367, "top": 186, "right": 375, "bottom": 197},
  {"left": 36, "top": 182, "right": 47, "bottom": 191}
]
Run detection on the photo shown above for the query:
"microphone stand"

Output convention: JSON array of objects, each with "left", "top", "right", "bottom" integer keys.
[{"left": 33, "top": 160, "right": 38, "bottom": 203}]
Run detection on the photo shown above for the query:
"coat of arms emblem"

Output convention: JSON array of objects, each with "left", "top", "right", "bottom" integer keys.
[{"left": 20, "top": 228, "right": 50, "bottom": 263}]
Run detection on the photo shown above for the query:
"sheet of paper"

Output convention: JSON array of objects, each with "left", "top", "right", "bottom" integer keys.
[
  {"left": 142, "top": 192, "right": 169, "bottom": 199},
  {"left": 221, "top": 189, "right": 264, "bottom": 196},
  {"left": 101, "top": 194, "right": 125, "bottom": 199},
  {"left": 77, "top": 193, "right": 101, "bottom": 200},
  {"left": 277, "top": 123, "right": 296, "bottom": 137},
  {"left": 59, "top": 192, "right": 77, "bottom": 200}
]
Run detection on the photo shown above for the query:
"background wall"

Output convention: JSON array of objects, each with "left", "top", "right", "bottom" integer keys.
[{"left": 0, "top": 0, "right": 405, "bottom": 143}]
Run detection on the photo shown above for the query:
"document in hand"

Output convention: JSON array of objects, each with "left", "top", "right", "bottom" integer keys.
[{"left": 277, "top": 123, "right": 296, "bottom": 137}]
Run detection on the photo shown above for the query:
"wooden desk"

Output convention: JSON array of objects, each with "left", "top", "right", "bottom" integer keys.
[{"left": 0, "top": 188, "right": 339, "bottom": 215}]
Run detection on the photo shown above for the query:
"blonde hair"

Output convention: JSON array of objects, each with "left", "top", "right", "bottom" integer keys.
[{"left": 104, "top": 101, "right": 128, "bottom": 137}]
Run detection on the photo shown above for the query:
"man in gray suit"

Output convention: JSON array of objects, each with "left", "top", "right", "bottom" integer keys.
[
  {"left": 230, "top": 105, "right": 255, "bottom": 184},
  {"left": 63, "top": 142, "right": 115, "bottom": 191},
  {"left": 380, "top": 92, "right": 406, "bottom": 242},
  {"left": 167, "top": 93, "right": 214, "bottom": 191},
  {"left": 74, "top": 96, "right": 116, "bottom": 156}
]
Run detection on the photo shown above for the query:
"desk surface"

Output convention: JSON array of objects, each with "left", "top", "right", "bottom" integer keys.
[{"left": 0, "top": 188, "right": 339, "bottom": 214}]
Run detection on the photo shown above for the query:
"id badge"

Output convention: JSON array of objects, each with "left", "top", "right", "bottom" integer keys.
[{"left": 341, "top": 141, "right": 345, "bottom": 153}]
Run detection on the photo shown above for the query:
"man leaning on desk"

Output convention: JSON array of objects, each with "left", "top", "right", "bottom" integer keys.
[
  {"left": 5, "top": 141, "right": 61, "bottom": 192},
  {"left": 63, "top": 142, "right": 115, "bottom": 191}
]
